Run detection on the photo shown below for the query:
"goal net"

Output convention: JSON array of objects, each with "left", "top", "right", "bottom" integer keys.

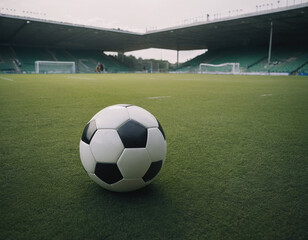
[
  {"left": 35, "top": 61, "right": 76, "bottom": 74},
  {"left": 199, "top": 63, "right": 240, "bottom": 74}
]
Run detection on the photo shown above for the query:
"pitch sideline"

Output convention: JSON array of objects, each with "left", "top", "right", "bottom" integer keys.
[{"left": 0, "top": 76, "right": 14, "bottom": 81}]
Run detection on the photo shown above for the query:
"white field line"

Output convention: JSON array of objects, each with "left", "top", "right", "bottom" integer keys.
[
  {"left": 261, "top": 94, "right": 272, "bottom": 97},
  {"left": 0, "top": 76, "right": 14, "bottom": 81},
  {"left": 67, "top": 76, "right": 95, "bottom": 80},
  {"left": 147, "top": 96, "right": 171, "bottom": 100}
]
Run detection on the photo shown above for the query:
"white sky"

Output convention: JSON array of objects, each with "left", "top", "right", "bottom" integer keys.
[{"left": 0, "top": 0, "right": 305, "bottom": 63}]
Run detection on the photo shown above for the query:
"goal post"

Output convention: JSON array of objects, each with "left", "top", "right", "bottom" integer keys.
[
  {"left": 199, "top": 63, "right": 240, "bottom": 74},
  {"left": 35, "top": 61, "right": 76, "bottom": 74}
]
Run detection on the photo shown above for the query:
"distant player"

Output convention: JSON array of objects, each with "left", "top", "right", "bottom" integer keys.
[{"left": 95, "top": 62, "right": 104, "bottom": 73}]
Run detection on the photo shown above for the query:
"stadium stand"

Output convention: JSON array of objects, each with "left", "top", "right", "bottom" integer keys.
[
  {"left": 47, "top": 48, "right": 74, "bottom": 62},
  {"left": 66, "top": 49, "right": 130, "bottom": 73},
  {"left": 1, "top": 44, "right": 306, "bottom": 75},
  {"left": 13, "top": 46, "right": 54, "bottom": 73},
  {"left": 297, "top": 62, "right": 308, "bottom": 75},
  {"left": 0, "top": 46, "right": 130, "bottom": 73},
  {"left": 247, "top": 45, "right": 308, "bottom": 74},
  {"left": 178, "top": 47, "right": 268, "bottom": 73},
  {"left": 0, "top": 45, "right": 16, "bottom": 73},
  {"left": 178, "top": 45, "right": 308, "bottom": 75}
]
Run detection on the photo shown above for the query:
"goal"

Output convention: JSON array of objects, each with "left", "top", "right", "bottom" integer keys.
[
  {"left": 199, "top": 63, "right": 240, "bottom": 74},
  {"left": 35, "top": 61, "right": 76, "bottom": 74}
]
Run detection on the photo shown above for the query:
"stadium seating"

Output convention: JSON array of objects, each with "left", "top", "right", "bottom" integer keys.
[
  {"left": 66, "top": 49, "right": 130, "bottom": 73},
  {"left": 178, "top": 47, "right": 268, "bottom": 73},
  {"left": 0, "top": 45, "right": 18, "bottom": 73},
  {"left": 247, "top": 46, "right": 308, "bottom": 73},
  {"left": 0, "top": 46, "right": 130, "bottom": 73},
  {"left": 178, "top": 45, "right": 308, "bottom": 75},
  {"left": 298, "top": 63, "right": 308, "bottom": 75},
  {"left": 47, "top": 48, "right": 75, "bottom": 62},
  {"left": 13, "top": 47, "right": 54, "bottom": 73}
]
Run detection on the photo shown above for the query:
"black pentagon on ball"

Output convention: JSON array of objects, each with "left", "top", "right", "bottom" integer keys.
[
  {"left": 142, "top": 160, "right": 163, "bottom": 182},
  {"left": 117, "top": 120, "right": 148, "bottom": 148},
  {"left": 157, "top": 120, "right": 166, "bottom": 140},
  {"left": 95, "top": 163, "right": 123, "bottom": 184},
  {"left": 81, "top": 120, "right": 97, "bottom": 144}
]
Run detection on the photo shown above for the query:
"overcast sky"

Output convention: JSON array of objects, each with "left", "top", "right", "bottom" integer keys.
[{"left": 0, "top": 0, "right": 305, "bottom": 62}]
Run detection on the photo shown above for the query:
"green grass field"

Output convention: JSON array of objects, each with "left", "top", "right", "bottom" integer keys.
[{"left": 0, "top": 73, "right": 307, "bottom": 240}]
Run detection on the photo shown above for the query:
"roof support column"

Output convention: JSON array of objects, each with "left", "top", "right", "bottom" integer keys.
[
  {"left": 268, "top": 21, "right": 273, "bottom": 64},
  {"left": 177, "top": 50, "right": 180, "bottom": 68},
  {"left": 118, "top": 52, "right": 124, "bottom": 62}
]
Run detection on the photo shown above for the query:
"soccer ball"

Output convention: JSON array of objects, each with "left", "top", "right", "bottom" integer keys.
[{"left": 79, "top": 104, "right": 166, "bottom": 192}]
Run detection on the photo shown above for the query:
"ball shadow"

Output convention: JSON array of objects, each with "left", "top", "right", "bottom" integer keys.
[{"left": 79, "top": 182, "right": 184, "bottom": 239}]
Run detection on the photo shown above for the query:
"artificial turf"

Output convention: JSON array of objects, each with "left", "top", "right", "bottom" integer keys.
[{"left": 0, "top": 73, "right": 307, "bottom": 240}]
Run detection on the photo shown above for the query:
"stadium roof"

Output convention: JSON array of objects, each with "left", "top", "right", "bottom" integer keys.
[{"left": 0, "top": 3, "right": 307, "bottom": 52}]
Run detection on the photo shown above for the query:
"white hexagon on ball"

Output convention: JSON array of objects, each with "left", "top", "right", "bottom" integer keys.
[
  {"left": 127, "top": 106, "right": 158, "bottom": 128},
  {"left": 90, "top": 129, "right": 124, "bottom": 163},
  {"left": 146, "top": 128, "right": 167, "bottom": 162},
  {"left": 92, "top": 105, "right": 130, "bottom": 129},
  {"left": 117, "top": 149, "right": 151, "bottom": 178},
  {"left": 79, "top": 141, "right": 96, "bottom": 173}
]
